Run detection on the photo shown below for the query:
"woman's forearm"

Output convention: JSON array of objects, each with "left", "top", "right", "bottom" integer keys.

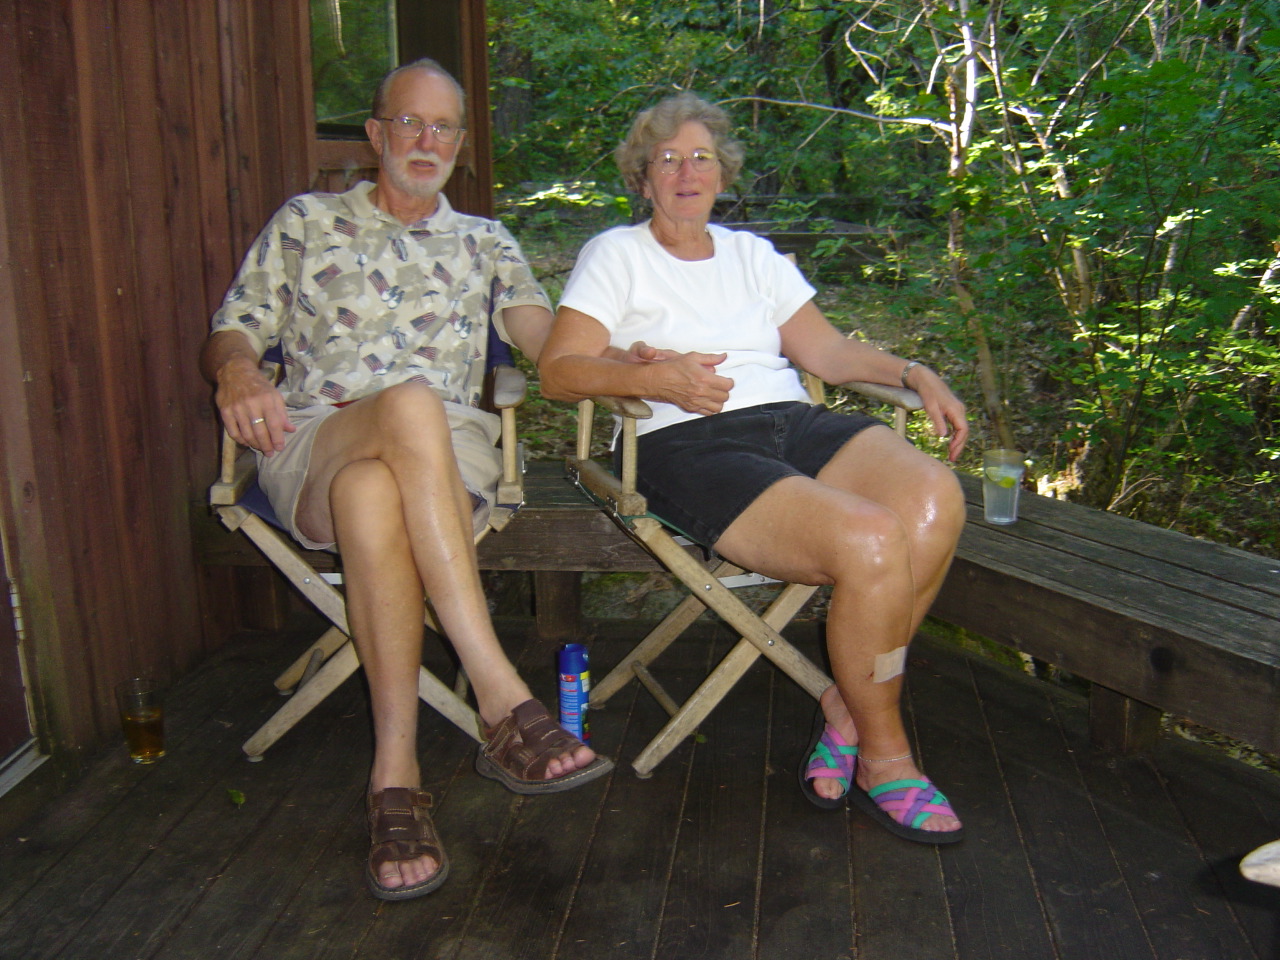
[{"left": 539, "top": 352, "right": 655, "bottom": 402}]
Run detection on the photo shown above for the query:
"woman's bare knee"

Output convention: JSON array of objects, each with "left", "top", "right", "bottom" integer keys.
[
  {"left": 780, "top": 500, "right": 909, "bottom": 587},
  {"left": 836, "top": 503, "right": 911, "bottom": 583},
  {"left": 920, "top": 460, "right": 966, "bottom": 540}
]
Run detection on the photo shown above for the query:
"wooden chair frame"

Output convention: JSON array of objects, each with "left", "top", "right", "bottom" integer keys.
[
  {"left": 572, "top": 374, "right": 922, "bottom": 777},
  {"left": 209, "top": 362, "right": 528, "bottom": 760}
]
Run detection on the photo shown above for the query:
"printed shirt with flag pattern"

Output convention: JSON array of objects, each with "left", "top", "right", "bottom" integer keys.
[{"left": 210, "top": 181, "right": 550, "bottom": 410}]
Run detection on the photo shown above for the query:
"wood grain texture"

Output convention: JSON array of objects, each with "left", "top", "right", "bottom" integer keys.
[
  {"left": 934, "top": 474, "right": 1280, "bottom": 754},
  {"left": 0, "top": 0, "right": 447, "bottom": 766},
  {"left": 2, "top": 618, "right": 1277, "bottom": 959}
]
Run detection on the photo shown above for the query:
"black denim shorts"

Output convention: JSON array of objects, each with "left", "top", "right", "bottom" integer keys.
[{"left": 616, "top": 401, "right": 886, "bottom": 547}]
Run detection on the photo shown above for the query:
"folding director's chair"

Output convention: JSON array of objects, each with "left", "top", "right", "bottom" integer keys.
[
  {"left": 572, "top": 372, "right": 922, "bottom": 777},
  {"left": 209, "top": 327, "right": 526, "bottom": 759}
]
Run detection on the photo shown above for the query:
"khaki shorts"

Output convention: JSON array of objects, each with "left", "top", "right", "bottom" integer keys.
[{"left": 257, "top": 400, "right": 503, "bottom": 551}]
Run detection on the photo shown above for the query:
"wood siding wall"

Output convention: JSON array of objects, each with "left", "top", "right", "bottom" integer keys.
[
  {"left": 0, "top": 0, "right": 490, "bottom": 783},
  {"left": 0, "top": 0, "right": 311, "bottom": 777}
]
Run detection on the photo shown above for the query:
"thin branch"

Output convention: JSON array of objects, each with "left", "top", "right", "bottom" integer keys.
[
  {"left": 715, "top": 95, "right": 953, "bottom": 137},
  {"left": 1043, "top": 0, "right": 1157, "bottom": 141}
]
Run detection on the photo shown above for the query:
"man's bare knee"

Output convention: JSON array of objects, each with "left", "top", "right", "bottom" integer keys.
[
  {"left": 331, "top": 458, "right": 397, "bottom": 507},
  {"left": 370, "top": 382, "right": 451, "bottom": 438},
  {"left": 297, "top": 458, "right": 400, "bottom": 547}
]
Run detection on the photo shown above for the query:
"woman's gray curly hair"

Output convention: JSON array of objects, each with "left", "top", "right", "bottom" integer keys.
[{"left": 614, "top": 92, "right": 744, "bottom": 194}]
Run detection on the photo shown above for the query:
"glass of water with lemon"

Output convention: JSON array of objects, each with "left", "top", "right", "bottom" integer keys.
[{"left": 982, "top": 449, "right": 1026, "bottom": 524}]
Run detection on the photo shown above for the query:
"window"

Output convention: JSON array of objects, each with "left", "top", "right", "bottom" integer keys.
[
  {"left": 310, "top": 0, "right": 464, "bottom": 139},
  {"left": 311, "top": 0, "right": 398, "bottom": 138}
]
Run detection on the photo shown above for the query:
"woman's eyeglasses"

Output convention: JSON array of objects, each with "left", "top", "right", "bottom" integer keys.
[{"left": 648, "top": 150, "right": 719, "bottom": 175}]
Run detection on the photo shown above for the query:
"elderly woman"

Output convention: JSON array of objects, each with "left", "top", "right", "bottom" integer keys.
[{"left": 539, "top": 93, "right": 969, "bottom": 842}]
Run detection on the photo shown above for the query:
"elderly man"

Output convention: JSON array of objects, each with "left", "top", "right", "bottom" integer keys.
[{"left": 200, "top": 58, "right": 610, "bottom": 901}]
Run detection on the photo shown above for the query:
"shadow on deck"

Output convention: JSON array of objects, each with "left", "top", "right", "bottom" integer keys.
[{"left": 1, "top": 614, "right": 1278, "bottom": 960}]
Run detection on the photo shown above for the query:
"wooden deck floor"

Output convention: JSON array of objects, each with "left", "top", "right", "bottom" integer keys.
[{"left": 2, "top": 613, "right": 1278, "bottom": 960}]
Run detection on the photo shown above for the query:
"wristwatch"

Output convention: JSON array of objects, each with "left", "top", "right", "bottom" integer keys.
[{"left": 900, "top": 360, "right": 923, "bottom": 389}]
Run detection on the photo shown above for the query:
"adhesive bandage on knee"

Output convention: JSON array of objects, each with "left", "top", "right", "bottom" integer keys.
[{"left": 872, "top": 646, "right": 908, "bottom": 683}]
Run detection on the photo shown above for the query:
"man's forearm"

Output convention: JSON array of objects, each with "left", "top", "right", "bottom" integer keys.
[{"left": 200, "top": 329, "right": 261, "bottom": 385}]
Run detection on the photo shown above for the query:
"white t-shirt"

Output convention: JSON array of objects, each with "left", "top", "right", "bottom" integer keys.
[{"left": 559, "top": 222, "right": 816, "bottom": 435}]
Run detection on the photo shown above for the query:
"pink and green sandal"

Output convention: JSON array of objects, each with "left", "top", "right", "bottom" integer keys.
[
  {"left": 848, "top": 775, "right": 965, "bottom": 845},
  {"left": 798, "top": 711, "right": 858, "bottom": 811}
]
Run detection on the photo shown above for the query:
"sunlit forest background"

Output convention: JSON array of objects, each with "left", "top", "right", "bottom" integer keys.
[{"left": 314, "top": 0, "right": 1280, "bottom": 555}]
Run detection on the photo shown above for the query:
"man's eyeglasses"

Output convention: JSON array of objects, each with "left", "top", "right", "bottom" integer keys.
[
  {"left": 648, "top": 150, "right": 719, "bottom": 175},
  {"left": 377, "top": 116, "right": 465, "bottom": 144}
]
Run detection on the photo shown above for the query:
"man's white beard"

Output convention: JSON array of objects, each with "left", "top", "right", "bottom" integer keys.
[{"left": 386, "top": 149, "right": 456, "bottom": 201}]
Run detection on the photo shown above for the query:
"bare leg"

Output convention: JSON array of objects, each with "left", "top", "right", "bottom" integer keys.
[
  {"left": 714, "top": 426, "right": 964, "bottom": 831},
  {"left": 298, "top": 383, "right": 595, "bottom": 889},
  {"left": 328, "top": 459, "right": 437, "bottom": 890}
]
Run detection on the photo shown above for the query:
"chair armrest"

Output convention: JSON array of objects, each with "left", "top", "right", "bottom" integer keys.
[
  {"left": 591, "top": 395, "right": 653, "bottom": 419},
  {"left": 209, "top": 356, "right": 283, "bottom": 505},
  {"left": 492, "top": 365, "right": 527, "bottom": 514},
  {"left": 210, "top": 433, "right": 257, "bottom": 506},
  {"left": 491, "top": 364, "right": 527, "bottom": 409},
  {"left": 835, "top": 380, "right": 922, "bottom": 438},
  {"left": 569, "top": 395, "right": 651, "bottom": 505},
  {"left": 837, "top": 380, "right": 922, "bottom": 411}
]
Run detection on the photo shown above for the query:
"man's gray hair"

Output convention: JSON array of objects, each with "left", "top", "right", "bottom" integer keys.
[
  {"left": 614, "top": 92, "right": 744, "bottom": 194},
  {"left": 371, "top": 58, "right": 467, "bottom": 122}
]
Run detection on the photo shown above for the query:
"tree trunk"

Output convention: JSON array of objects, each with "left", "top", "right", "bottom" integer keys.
[{"left": 942, "top": 2, "right": 1014, "bottom": 448}]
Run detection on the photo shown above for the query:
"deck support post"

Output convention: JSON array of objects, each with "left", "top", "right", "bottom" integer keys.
[
  {"left": 533, "top": 570, "right": 582, "bottom": 641},
  {"left": 1088, "top": 684, "right": 1161, "bottom": 754}
]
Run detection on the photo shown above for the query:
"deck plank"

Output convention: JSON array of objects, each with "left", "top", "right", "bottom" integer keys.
[
  {"left": 954, "top": 520, "right": 1278, "bottom": 655},
  {"left": 444, "top": 740, "right": 613, "bottom": 957},
  {"left": 966, "top": 654, "right": 1157, "bottom": 960},
  {"left": 268, "top": 644, "right": 514, "bottom": 960},
  {"left": 94, "top": 682, "right": 368, "bottom": 959},
  {"left": 1061, "top": 703, "right": 1261, "bottom": 959},
  {"left": 653, "top": 635, "right": 772, "bottom": 960},
  {"left": 757, "top": 666, "right": 857, "bottom": 960},
  {"left": 0, "top": 642, "right": 296, "bottom": 959},
  {"left": 934, "top": 530, "right": 1280, "bottom": 755},
  {"left": 2, "top": 617, "right": 1279, "bottom": 960},
  {"left": 962, "top": 511, "right": 1280, "bottom": 620},
  {"left": 905, "top": 640, "right": 1056, "bottom": 960},
  {"left": 956, "top": 474, "right": 1280, "bottom": 599},
  {"left": 0, "top": 642, "right": 286, "bottom": 917},
  {"left": 449, "top": 635, "right": 623, "bottom": 959},
  {"left": 1154, "top": 737, "right": 1280, "bottom": 959},
  {"left": 555, "top": 635, "right": 710, "bottom": 960},
  {"left": 842, "top": 645, "right": 959, "bottom": 960}
]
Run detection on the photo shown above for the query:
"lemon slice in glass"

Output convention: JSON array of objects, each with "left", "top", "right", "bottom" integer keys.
[{"left": 985, "top": 468, "right": 1018, "bottom": 488}]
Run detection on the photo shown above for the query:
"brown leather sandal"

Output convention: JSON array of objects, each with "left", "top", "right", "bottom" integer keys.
[
  {"left": 475, "top": 698, "right": 614, "bottom": 795},
  {"left": 366, "top": 787, "right": 450, "bottom": 900}
]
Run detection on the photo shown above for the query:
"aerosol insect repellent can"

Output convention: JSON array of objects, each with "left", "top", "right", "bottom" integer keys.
[{"left": 557, "top": 643, "right": 591, "bottom": 742}]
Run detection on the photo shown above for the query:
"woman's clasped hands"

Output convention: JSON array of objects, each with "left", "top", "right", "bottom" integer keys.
[{"left": 623, "top": 340, "right": 734, "bottom": 416}]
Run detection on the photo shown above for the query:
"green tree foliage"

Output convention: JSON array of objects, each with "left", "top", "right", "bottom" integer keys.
[
  {"left": 953, "top": 2, "right": 1280, "bottom": 519},
  {"left": 490, "top": 0, "right": 1280, "bottom": 548}
]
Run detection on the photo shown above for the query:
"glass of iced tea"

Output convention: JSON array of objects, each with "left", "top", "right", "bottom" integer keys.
[{"left": 115, "top": 678, "right": 165, "bottom": 763}]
